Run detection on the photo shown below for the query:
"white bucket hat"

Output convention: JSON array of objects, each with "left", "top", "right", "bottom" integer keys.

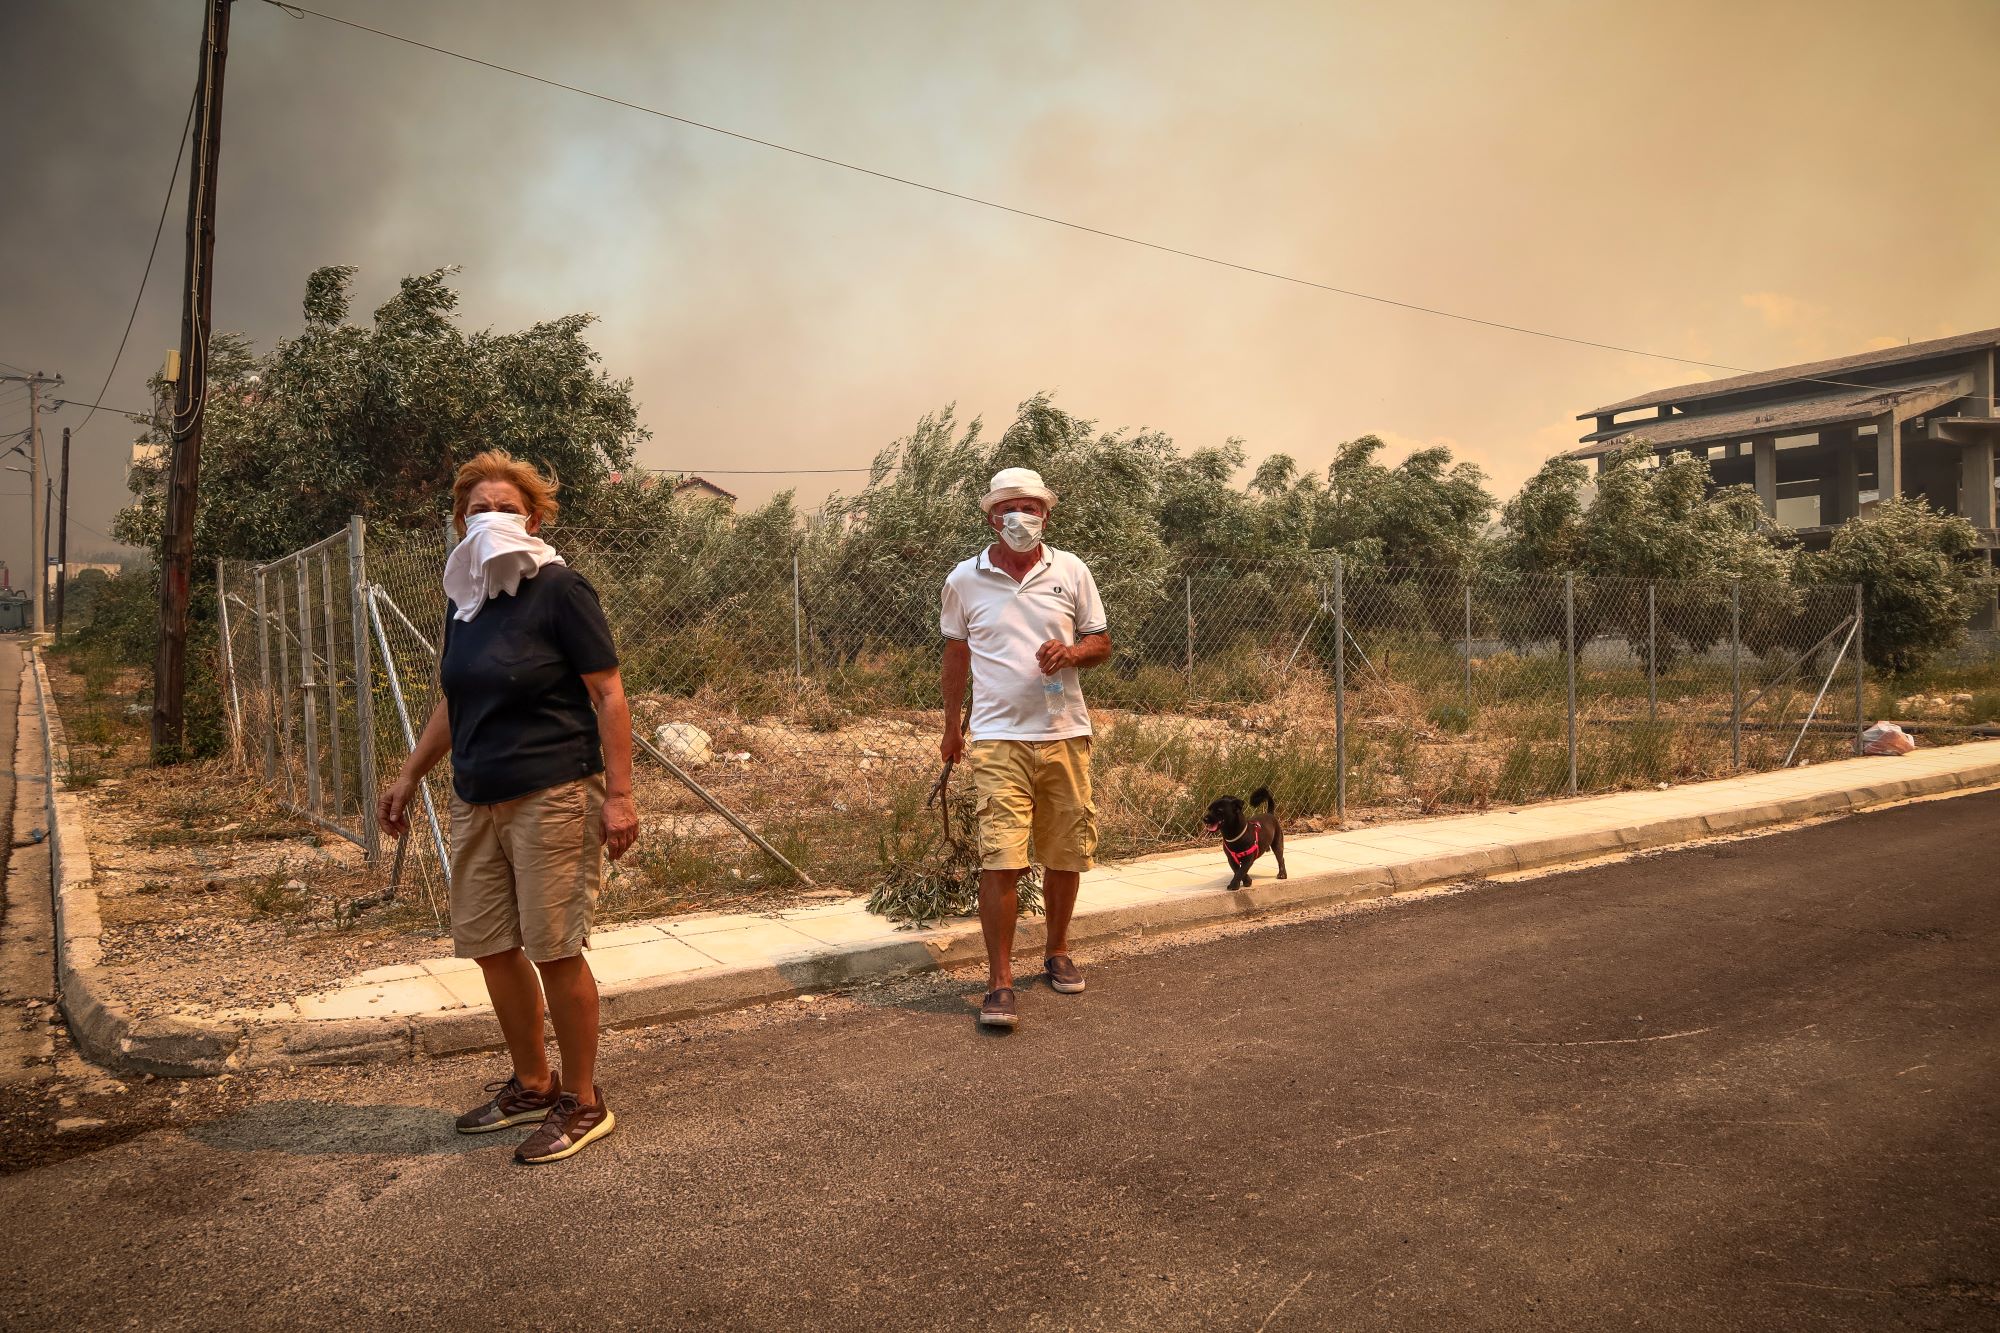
[{"left": 979, "top": 466, "right": 1058, "bottom": 513}]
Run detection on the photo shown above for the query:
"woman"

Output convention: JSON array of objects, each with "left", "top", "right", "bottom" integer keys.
[{"left": 380, "top": 449, "right": 639, "bottom": 1165}]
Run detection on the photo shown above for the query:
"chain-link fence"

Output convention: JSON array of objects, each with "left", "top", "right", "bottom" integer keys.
[{"left": 218, "top": 518, "right": 1915, "bottom": 921}]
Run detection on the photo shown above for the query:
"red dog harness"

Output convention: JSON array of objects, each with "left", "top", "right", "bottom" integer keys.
[{"left": 1224, "top": 827, "right": 1261, "bottom": 870}]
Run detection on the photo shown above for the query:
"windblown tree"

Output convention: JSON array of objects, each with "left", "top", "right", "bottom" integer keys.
[
  {"left": 117, "top": 265, "right": 658, "bottom": 562},
  {"left": 1801, "top": 496, "right": 1981, "bottom": 673},
  {"left": 1486, "top": 443, "right": 1794, "bottom": 654}
]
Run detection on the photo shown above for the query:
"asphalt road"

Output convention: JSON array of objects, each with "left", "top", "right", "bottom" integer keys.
[{"left": 1, "top": 789, "right": 1995, "bottom": 1331}]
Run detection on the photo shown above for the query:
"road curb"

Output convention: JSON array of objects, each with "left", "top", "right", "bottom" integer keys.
[{"left": 32, "top": 653, "right": 2000, "bottom": 1077}]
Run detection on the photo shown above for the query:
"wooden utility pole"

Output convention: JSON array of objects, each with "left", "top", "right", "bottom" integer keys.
[
  {"left": 54, "top": 427, "right": 71, "bottom": 638},
  {"left": 1, "top": 370, "right": 60, "bottom": 635},
  {"left": 153, "top": 0, "right": 233, "bottom": 760}
]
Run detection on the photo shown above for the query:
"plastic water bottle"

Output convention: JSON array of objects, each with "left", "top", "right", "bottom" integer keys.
[{"left": 1043, "top": 674, "right": 1067, "bottom": 717}]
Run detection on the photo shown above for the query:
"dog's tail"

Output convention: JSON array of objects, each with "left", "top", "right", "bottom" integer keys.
[{"left": 1250, "top": 786, "right": 1275, "bottom": 813}]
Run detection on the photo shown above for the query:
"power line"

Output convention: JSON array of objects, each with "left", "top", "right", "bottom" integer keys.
[
  {"left": 259, "top": 1, "right": 1998, "bottom": 410},
  {"left": 74, "top": 86, "right": 199, "bottom": 441},
  {"left": 653, "top": 465, "right": 874, "bottom": 475},
  {"left": 52, "top": 397, "right": 154, "bottom": 419}
]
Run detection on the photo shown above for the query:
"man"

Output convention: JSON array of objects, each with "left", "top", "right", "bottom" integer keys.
[{"left": 940, "top": 467, "right": 1112, "bottom": 1029}]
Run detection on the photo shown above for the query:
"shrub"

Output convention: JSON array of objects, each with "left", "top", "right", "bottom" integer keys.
[{"left": 1802, "top": 498, "right": 1980, "bottom": 674}]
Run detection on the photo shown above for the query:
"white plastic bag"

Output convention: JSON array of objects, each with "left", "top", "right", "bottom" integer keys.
[{"left": 1859, "top": 721, "right": 1916, "bottom": 756}]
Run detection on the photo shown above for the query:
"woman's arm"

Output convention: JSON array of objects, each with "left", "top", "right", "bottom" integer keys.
[
  {"left": 379, "top": 698, "right": 450, "bottom": 837},
  {"left": 582, "top": 666, "right": 640, "bottom": 861}
]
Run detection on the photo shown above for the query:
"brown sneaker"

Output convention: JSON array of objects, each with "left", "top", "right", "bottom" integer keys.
[
  {"left": 978, "top": 987, "right": 1018, "bottom": 1028},
  {"left": 1044, "top": 954, "right": 1086, "bottom": 994},
  {"left": 455, "top": 1075, "right": 560, "bottom": 1134},
  {"left": 514, "top": 1087, "right": 616, "bottom": 1164}
]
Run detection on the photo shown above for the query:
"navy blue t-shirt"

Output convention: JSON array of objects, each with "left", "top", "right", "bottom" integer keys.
[{"left": 440, "top": 564, "right": 619, "bottom": 805}]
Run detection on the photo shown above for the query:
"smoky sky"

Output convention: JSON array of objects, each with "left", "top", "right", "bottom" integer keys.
[{"left": 3, "top": 0, "right": 1997, "bottom": 585}]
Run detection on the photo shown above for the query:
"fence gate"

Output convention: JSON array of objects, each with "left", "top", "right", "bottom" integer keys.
[{"left": 217, "top": 518, "right": 382, "bottom": 863}]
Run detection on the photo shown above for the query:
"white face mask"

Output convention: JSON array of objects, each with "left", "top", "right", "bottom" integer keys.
[
  {"left": 997, "top": 510, "right": 1044, "bottom": 553},
  {"left": 463, "top": 510, "right": 529, "bottom": 540}
]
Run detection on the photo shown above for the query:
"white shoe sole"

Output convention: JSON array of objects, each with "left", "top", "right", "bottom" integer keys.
[{"left": 978, "top": 1011, "right": 1019, "bottom": 1028}]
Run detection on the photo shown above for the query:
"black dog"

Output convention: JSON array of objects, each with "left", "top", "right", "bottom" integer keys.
[{"left": 1203, "top": 787, "right": 1287, "bottom": 890}]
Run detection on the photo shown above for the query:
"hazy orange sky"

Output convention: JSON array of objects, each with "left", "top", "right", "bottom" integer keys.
[{"left": 3, "top": 0, "right": 1997, "bottom": 580}]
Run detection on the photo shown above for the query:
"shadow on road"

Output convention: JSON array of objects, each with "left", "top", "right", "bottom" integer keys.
[{"left": 185, "top": 1101, "right": 496, "bottom": 1157}]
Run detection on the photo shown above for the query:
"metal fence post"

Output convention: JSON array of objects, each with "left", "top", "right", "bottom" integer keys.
[
  {"left": 275, "top": 573, "right": 297, "bottom": 803},
  {"left": 1729, "top": 578, "right": 1742, "bottom": 770},
  {"left": 792, "top": 552, "right": 804, "bottom": 683},
  {"left": 295, "top": 556, "right": 323, "bottom": 815},
  {"left": 1333, "top": 555, "right": 1346, "bottom": 822},
  {"left": 1184, "top": 575, "right": 1194, "bottom": 682},
  {"left": 1461, "top": 578, "right": 1472, "bottom": 708},
  {"left": 1852, "top": 582, "right": 1865, "bottom": 754},
  {"left": 255, "top": 567, "right": 275, "bottom": 782},
  {"left": 349, "top": 516, "right": 381, "bottom": 863},
  {"left": 1564, "top": 572, "right": 1578, "bottom": 796},
  {"left": 215, "top": 558, "right": 244, "bottom": 758},
  {"left": 1646, "top": 581, "right": 1658, "bottom": 724},
  {"left": 318, "top": 549, "right": 347, "bottom": 821}
]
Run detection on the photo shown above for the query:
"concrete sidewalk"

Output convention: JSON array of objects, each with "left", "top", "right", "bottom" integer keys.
[{"left": 45, "top": 646, "right": 2000, "bottom": 1073}]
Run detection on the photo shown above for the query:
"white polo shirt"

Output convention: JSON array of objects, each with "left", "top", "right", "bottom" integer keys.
[{"left": 940, "top": 544, "right": 1108, "bottom": 742}]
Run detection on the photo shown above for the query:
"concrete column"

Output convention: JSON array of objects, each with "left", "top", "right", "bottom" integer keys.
[
  {"left": 1723, "top": 441, "right": 1744, "bottom": 461},
  {"left": 1962, "top": 439, "right": 1997, "bottom": 527},
  {"left": 1820, "top": 426, "right": 1858, "bottom": 525},
  {"left": 1874, "top": 411, "right": 1902, "bottom": 503},
  {"left": 1752, "top": 436, "right": 1778, "bottom": 517},
  {"left": 1975, "top": 348, "right": 1995, "bottom": 419}
]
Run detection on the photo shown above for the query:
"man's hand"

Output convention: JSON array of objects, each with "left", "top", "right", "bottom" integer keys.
[
  {"left": 378, "top": 779, "right": 414, "bottom": 838},
  {"left": 1036, "top": 639, "right": 1075, "bottom": 675},
  {"left": 602, "top": 793, "right": 640, "bottom": 861},
  {"left": 940, "top": 729, "right": 965, "bottom": 765}
]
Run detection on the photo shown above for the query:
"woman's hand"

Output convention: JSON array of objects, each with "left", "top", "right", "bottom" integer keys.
[
  {"left": 378, "top": 778, "right": 416, "bottom": 838},
  {"left": 602, "top": 792, "right": 640, "bottom": 861}
]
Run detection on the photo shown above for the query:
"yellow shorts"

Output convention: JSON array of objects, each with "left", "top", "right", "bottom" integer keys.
[
  {"left": 448, "top": 775, "right": 604, "bottom": 963},
  {"left": 966, "top": 737, "right": 1098, "bottom": 873}
]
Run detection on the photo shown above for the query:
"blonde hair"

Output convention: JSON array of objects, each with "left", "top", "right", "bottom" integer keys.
[{"left": 451, "top": 449, "right": 560, "bottom": 535}]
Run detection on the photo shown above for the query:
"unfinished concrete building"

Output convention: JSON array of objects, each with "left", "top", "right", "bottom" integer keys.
[{"left": 1571, "top": 327, "right": 2000, "bottom": 557}]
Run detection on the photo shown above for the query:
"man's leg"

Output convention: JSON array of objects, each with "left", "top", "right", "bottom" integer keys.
[
  {"left": 1041, "top": 868, "right": 1081, "bottom": 958},
  {"left": 475, "top": 947, "right": 553, "bottom": 1092},
  {"left": 534, "top": 954, "right": 600, "bottom": 1106},
  {"left": 979, "top": 868, "right": 1024, "bottom": 991}
]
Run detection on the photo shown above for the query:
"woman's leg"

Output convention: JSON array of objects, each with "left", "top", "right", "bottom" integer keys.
[
  {"left": 475, "top": 947, "right": 553, "bottom": 1091},
  {"left": 535, "top": 955, "right": 599, "bottom": 1104}
]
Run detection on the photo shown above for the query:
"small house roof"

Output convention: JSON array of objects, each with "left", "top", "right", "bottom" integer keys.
[{"left": 673, "top": 475, "right": 739, "bottom": 501}]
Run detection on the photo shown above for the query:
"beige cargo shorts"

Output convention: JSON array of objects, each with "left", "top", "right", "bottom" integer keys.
[
  {"left": 447, "top": 774, "right": 605, "bottom": 963},
  {"left": 966, "top": 737, "right": 1098, "bottom": 873}
]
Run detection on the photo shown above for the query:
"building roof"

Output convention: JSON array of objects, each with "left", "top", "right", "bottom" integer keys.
[
  {"left": 1565, "top": 370, "right": 1975, "bottom": 460},
  {"left": 1580, "top": 326, "right": 2000, "bottom": 419},
  {"left": 673, "top": 475, "right": 739, "bottom": 502}
]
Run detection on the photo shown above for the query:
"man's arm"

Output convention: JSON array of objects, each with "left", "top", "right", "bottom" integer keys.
[
  {"left": 1036, "top": 630, "right": 1111, "bottom": 675},
  {"left": 582, "top": 666, "right": 640, "bottom": 861},
  {"left": 940, "top": 638, "right": 971, "bottom": 764}
]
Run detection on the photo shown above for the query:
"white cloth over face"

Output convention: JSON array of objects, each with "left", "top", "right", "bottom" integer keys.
[{"left": 442, "top": 510, "right": 564, "bottom": 622}]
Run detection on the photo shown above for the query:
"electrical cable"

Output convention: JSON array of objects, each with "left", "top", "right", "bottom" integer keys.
[
  {"left": 52, "top": 398, "right": 154, "bottom": 419},
  {"left": 77, "top": 86, "right": 199, "bottom": 440}
]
